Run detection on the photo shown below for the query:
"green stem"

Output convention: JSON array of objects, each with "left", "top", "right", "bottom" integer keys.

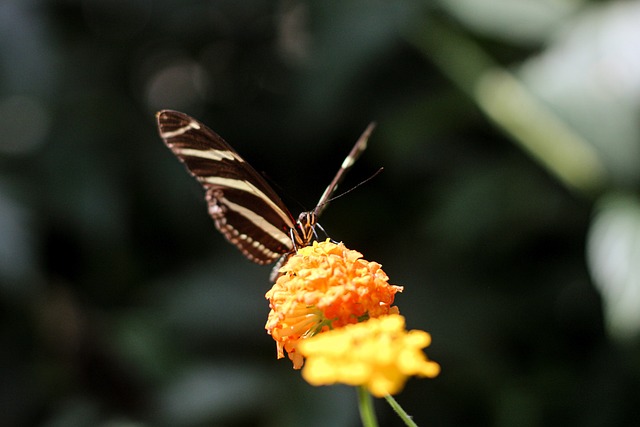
[
  {"left": 357, "top": 386, "right": 379, "bottom": 427},
  {"left": 384, "top": 394, "right": 419, "bottom": 427}
]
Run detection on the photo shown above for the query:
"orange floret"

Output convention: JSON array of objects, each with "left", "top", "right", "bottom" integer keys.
[{"left": 265, "top": 240, "right": 402, "bottom": 368}]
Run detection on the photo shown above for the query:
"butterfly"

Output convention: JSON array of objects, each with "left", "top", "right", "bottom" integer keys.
[{"left": 156, "top": 110, "right": 374, "bottom": 278}]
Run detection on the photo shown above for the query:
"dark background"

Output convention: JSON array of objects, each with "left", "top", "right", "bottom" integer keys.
[{"left": 2, "top": 0, "right": 640, "bottom": 426}]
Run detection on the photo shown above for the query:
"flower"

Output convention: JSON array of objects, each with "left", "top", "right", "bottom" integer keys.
[
  {"left": 298, "top": 314, "right": 440, "bottom": 397},
  {"left": 265, "top": 240, "right": 403, "bottom": 369}
]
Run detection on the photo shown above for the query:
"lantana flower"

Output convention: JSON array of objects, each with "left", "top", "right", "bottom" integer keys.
[
  {"left": 298, "top": 314, "right": 440, "bottom": 397},
  {"left": 265, "top": 240, "right": 403, "bottom": 368}
]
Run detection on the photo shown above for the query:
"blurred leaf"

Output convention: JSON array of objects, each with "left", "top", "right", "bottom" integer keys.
[
  {"left": 439, "top": 0, "right": 579, "bottom": 44},
  {"left": 587, "top": 193, "right": 640, "bottom": 341},
  {"left": 412, "top": 20, "right": 609, "bottom": 196},
  {"left": 520, "top": 1, "right": 640, "bottom": 187}
]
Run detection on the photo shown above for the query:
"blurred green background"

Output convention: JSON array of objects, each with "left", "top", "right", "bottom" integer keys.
[{"left": 2, "top": 0, "right": 640, "bottom": 426}]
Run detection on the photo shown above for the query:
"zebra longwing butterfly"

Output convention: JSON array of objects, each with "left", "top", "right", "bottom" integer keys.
[{"left": 156, "top": 110, "right": 374, "bottom": 272}]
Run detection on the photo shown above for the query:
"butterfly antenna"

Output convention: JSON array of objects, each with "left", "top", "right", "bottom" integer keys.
[{"left": 315, "top": 167, "right": 384, "bottom": 213}]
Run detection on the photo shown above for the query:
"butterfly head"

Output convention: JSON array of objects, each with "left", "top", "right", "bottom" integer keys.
[{"left": 295, "top": 211, "right": 318, "bottom": 247}]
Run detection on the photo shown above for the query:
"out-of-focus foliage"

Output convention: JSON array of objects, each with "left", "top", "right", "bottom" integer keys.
[
  {"left": 588, "top": 193, "right": 640, "bottom": 341},
  {"left": 1, "top": 0, "right": 639, "bottom": 426}
]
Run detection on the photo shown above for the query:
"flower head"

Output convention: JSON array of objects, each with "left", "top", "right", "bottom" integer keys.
[
  {"left": 265, "top": 240, "right": 402, "bottom": 368},
  {"left": 298, "top": 314, "right": 440, "bottom": 397}
]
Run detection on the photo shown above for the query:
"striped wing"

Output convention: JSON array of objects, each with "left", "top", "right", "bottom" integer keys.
[{"left": 156, "top": 110, "right": 296, "bottom": 264}]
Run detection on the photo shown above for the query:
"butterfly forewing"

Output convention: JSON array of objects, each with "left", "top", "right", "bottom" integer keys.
[{"left": 156, "top": 110, "right": 296, "bottom": 264}]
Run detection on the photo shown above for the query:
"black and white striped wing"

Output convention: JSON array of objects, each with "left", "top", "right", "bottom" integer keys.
[{"left": 156, "top": 110, "right": 296, "bottom": 264}]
